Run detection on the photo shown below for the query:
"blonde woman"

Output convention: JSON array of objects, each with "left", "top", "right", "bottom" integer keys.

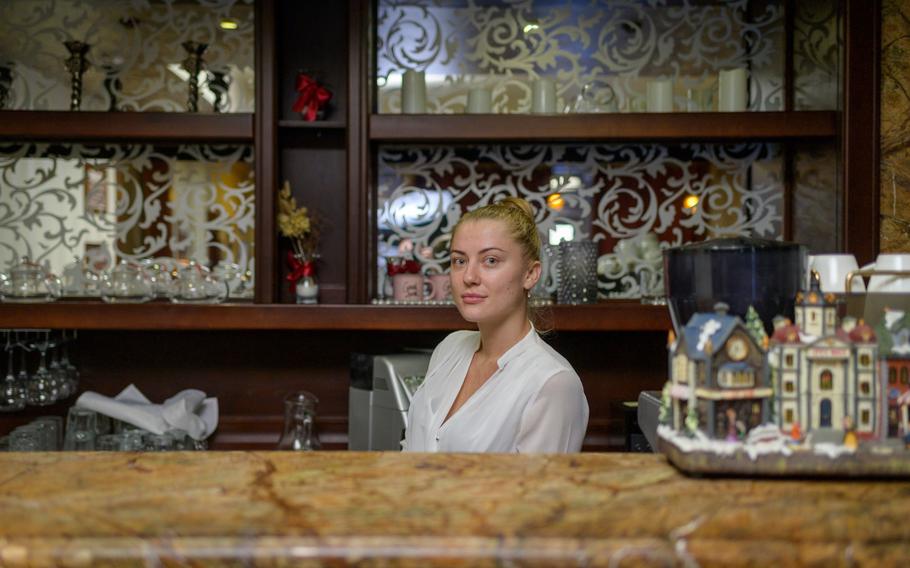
[{"left": 403, "top": 197, "right": 589, "bottom": 453}]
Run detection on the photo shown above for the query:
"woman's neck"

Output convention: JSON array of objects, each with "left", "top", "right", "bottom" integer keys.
[{"left": 476, "top": 310, "right": 531, "bottom": 362}]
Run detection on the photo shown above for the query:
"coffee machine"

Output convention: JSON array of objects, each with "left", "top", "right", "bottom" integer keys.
[{"left": 348, "top": 352, "right": 431, "bottom": 451}]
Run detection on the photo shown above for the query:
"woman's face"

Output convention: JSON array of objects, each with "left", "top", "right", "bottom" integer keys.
[{"left": 450, "top": 219, "right": 541, "bottom": 326}]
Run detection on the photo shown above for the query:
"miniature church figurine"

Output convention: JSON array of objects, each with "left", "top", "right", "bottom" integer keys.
[{"left": 726, "top": 408, "right": 738, "bottom": 442}]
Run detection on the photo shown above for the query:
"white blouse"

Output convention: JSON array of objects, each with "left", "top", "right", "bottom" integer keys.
[{"left": 403, "top": 328, "right": 589, "bottom": 453}]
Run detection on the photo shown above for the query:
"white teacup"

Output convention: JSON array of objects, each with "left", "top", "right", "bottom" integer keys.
[
  {"left": 866, "top": 253, "right": 910, "bottom": 293},
  {"left": 810, "top": 254, "right": 864, "bottom": 293}
]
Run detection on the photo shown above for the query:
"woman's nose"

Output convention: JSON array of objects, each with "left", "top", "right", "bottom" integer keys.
[{"left": 462, "top": 261, "right": 480, "bottom": 284}]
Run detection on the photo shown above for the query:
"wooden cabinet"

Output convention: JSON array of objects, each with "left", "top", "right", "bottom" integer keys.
[
  {"left": 0, "top": 0, "right": 880, "bottom": 333},
  {"left": 0, "top": 0, "right": 881, "bottom": 451}
]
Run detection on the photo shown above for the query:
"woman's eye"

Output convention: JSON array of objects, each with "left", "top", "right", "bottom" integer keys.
[
  {"left": 452, "top": 257, "right": 465, "bottom": 266},
  {"left": 484, "top": 257, "right": 499, "bottom": 266}
]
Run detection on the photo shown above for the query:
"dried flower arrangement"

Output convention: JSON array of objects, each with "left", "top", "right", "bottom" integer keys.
[{"left": 277, "top": 180, "right": 321, "bottom": 261}]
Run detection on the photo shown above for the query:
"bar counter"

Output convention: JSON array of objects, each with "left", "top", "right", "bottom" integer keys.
[{"left": 0, "top": 451, "right": 908, "bottom": 566}]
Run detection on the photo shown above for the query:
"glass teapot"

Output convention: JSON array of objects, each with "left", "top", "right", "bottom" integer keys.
[
  {"left": 139, "top": 259, "right": 175, "bottom": 299},
  {"left": 276, "top": 391, "right": 321, "bottom": 451},
  {"left": 100, "top": 261, "right": 155, "bottom": 303},
  {"left": 62, "top": 256, "right": 101, "bottom": 297},
  {"left": 169, "top": 260, "right": 229, "bottom": 304},
  {"left": 0, "top": 258, "right": 62, "bottom": 303}
]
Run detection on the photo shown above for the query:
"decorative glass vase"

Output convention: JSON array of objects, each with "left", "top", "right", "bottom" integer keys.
[
  {"left": 557, "top": 241, "right": 599, "bottom": 304},
  {"left": 277, "top": 391, "right": 321, "bottom": 451},
  {"left": 295, "top": 275, "right": 319, "bottom": 304}
]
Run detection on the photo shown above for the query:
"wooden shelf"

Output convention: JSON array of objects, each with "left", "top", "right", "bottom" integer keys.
[
  {"left": 369, "top": 111, "right": 837, "bottom": 142},
  {"left": 0, "top": 111, "right": 254, "bottom": 143},
  {"left": 0, "top": 302, "right": 670, "bottom": 332},
  {"left": 278, "top": 120, "right": 346, "bottom": 129}
]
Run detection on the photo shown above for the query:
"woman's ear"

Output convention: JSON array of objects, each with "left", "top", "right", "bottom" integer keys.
[{"left": 524, "top": 260, "right": 542, "bottom": 291}]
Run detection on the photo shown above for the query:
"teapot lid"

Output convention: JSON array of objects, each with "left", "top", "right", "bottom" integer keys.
[
  {"left": 668, "top": 236, "right": 802, "bottom": 253},
  {"left": 10, "top": 257, "right": 42, "bottom": 275}
]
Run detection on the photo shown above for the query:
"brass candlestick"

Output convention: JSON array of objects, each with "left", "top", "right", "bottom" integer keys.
[
  {"left": 63, "top": 40, "right": 90, "bottom": 111},
  {"left": 181, "top": 41, "right": 208, "bottom": 112}
]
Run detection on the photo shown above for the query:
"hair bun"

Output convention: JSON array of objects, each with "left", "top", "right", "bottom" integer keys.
[{"left": 498, "top": 196, "right": 535, "bottom": 220}]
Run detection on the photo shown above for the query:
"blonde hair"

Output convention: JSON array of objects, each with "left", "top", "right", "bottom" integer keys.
[{"left": 452, "top": 196, "right": 541, "bottom": 263}]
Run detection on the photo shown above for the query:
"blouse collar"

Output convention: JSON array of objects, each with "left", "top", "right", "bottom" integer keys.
[{"left": 495, "top": 323, "right": 537, "bottom": 369}]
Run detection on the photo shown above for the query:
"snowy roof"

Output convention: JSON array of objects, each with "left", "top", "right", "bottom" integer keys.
[
  {"left": 848, "top": 321, "right": 876, "bottom": 343},
  {"left": 679, "top": 311, "right": 742, "bottom": 360},
  {"left": 771, "top": 323, "right": 802, "bottom": 345}
]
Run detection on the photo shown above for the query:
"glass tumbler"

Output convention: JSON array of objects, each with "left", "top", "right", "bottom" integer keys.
[
  {"left": 34, "top": 416, "right": 63, "bottom": 451},
  {"left": 63, "top": 407, "right": 98, "bottom": 450},
  {"left": 96, "top": 433, "right": 122, "bottom": 451},
  {"left": 144, "top": 433, "right": 176, "bottom": 451},
  {"left": 10, "top": 425, "right": 43, "bottom": 451}
]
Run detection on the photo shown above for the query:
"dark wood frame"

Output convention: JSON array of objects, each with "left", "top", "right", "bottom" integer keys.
[
  {"left": 254, "top": 0, "right": 278, "bottom": 303},
  {"left": 842, "top": 0, "right": 881, "bottom": 266}
]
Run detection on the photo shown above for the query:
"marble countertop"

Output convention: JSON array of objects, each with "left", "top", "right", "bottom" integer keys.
[{"left": 0, "top": 451, "right": 908, "bottom": 566}]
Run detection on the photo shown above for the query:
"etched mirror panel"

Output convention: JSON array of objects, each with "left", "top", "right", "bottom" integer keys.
[
  {"left": 793, "top": 0, "right": 840, "bottom": 110},
  {"left": 792, "top": 142, "right": 839, "bottom": 253},
  {"left": 0, "top": 143, "right": 255, "bottom": 297},
  {"left": 0, "top": 0, "right": 254, "bottom": 112},
  {"left": 376, "top": 0, "right": 794, "bottom": 115},
  {"left": 376, "top": 143, "right": 786, "bottom": 301}
]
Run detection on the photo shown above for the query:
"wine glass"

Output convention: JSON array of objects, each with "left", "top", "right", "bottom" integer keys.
[
  {"left": 60, "top": 330, "right": 80, "bottom": 396},
  {"left": 26, "top": 331, "right": 57, "bottom": 406},
  {"left": 0, "top": 332, "right": 26, "bottom": 412},
  {"left": 48, "top": 332, "right": 72, "bottom": 400}
]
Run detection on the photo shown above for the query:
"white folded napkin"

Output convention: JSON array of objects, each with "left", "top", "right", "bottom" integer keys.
[{"left": 76, "top": 384, "right": 218, "bottom": 440}]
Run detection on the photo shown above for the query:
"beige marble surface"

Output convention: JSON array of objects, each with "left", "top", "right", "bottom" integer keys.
[{"left": 0, "top": 451, "right": 908, "bottom": 566}]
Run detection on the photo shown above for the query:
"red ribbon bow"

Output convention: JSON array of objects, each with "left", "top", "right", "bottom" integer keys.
[
  {"left": 387, "top": 259, "right": 421, "bottom": 276},
  {"left": 292, "top": 73, "right": 332, "bottom": 122},
  {"left": 286, "top": 251, "right": 316, "bottom": 292}
]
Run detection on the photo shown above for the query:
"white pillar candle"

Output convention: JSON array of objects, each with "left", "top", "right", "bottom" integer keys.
[
  {"left": 646, "top": 79, "right": 674, "bottom": 112},
  {"left": 401, "top": 69, "right": 426, "bottom": 114},
  {"left": 531, "top": 78, "right": 557, "bottom": 114},
  {"left": 718, "top": 68, "right": 748, "bottom": 112},
  {"left": 466, "top": 86, "right": 493, "bottom": 114}
]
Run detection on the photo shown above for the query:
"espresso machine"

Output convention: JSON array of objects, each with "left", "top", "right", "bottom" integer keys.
[{"left": 348, "top": 352, "right": 431, "bottom": 451}]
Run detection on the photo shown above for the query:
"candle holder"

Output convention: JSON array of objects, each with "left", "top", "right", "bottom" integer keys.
[
  {"left": 63, "top": 40, "right": 91, "bottom": 111},
  {"left": 0, "top": 64, "right": 13, "bottom": 110},
  {"left": 181, "top": 41, "right": 208, "bottom": 112}
]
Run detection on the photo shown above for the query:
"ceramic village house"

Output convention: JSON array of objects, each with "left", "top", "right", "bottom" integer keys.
[
  {"left": 768, "top": 282, "right": 880, "bottom": 439},
  {"left": 668, "top": 304, "right": 773, "bottom": 439},
  {"left": 874, "top": 310, "right": 910, "bottom": 438}
]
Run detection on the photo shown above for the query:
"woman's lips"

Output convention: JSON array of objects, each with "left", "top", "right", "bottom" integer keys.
[{"left": 461, "top": 294, "right": 485, "bottom": 304}]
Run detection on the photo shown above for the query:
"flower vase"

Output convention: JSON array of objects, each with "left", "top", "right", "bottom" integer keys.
[{"left": 296, "top": 275, "right": 318, "bottom": 304}]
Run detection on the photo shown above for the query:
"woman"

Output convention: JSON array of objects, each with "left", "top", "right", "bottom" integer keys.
[{"left": 403, "top": 197, "right": 589, "bottom": 453}]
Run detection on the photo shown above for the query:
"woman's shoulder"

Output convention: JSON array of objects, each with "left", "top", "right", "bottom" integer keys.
[{"left": 529, "top": 334, "right": 576, "bottom": 372}]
